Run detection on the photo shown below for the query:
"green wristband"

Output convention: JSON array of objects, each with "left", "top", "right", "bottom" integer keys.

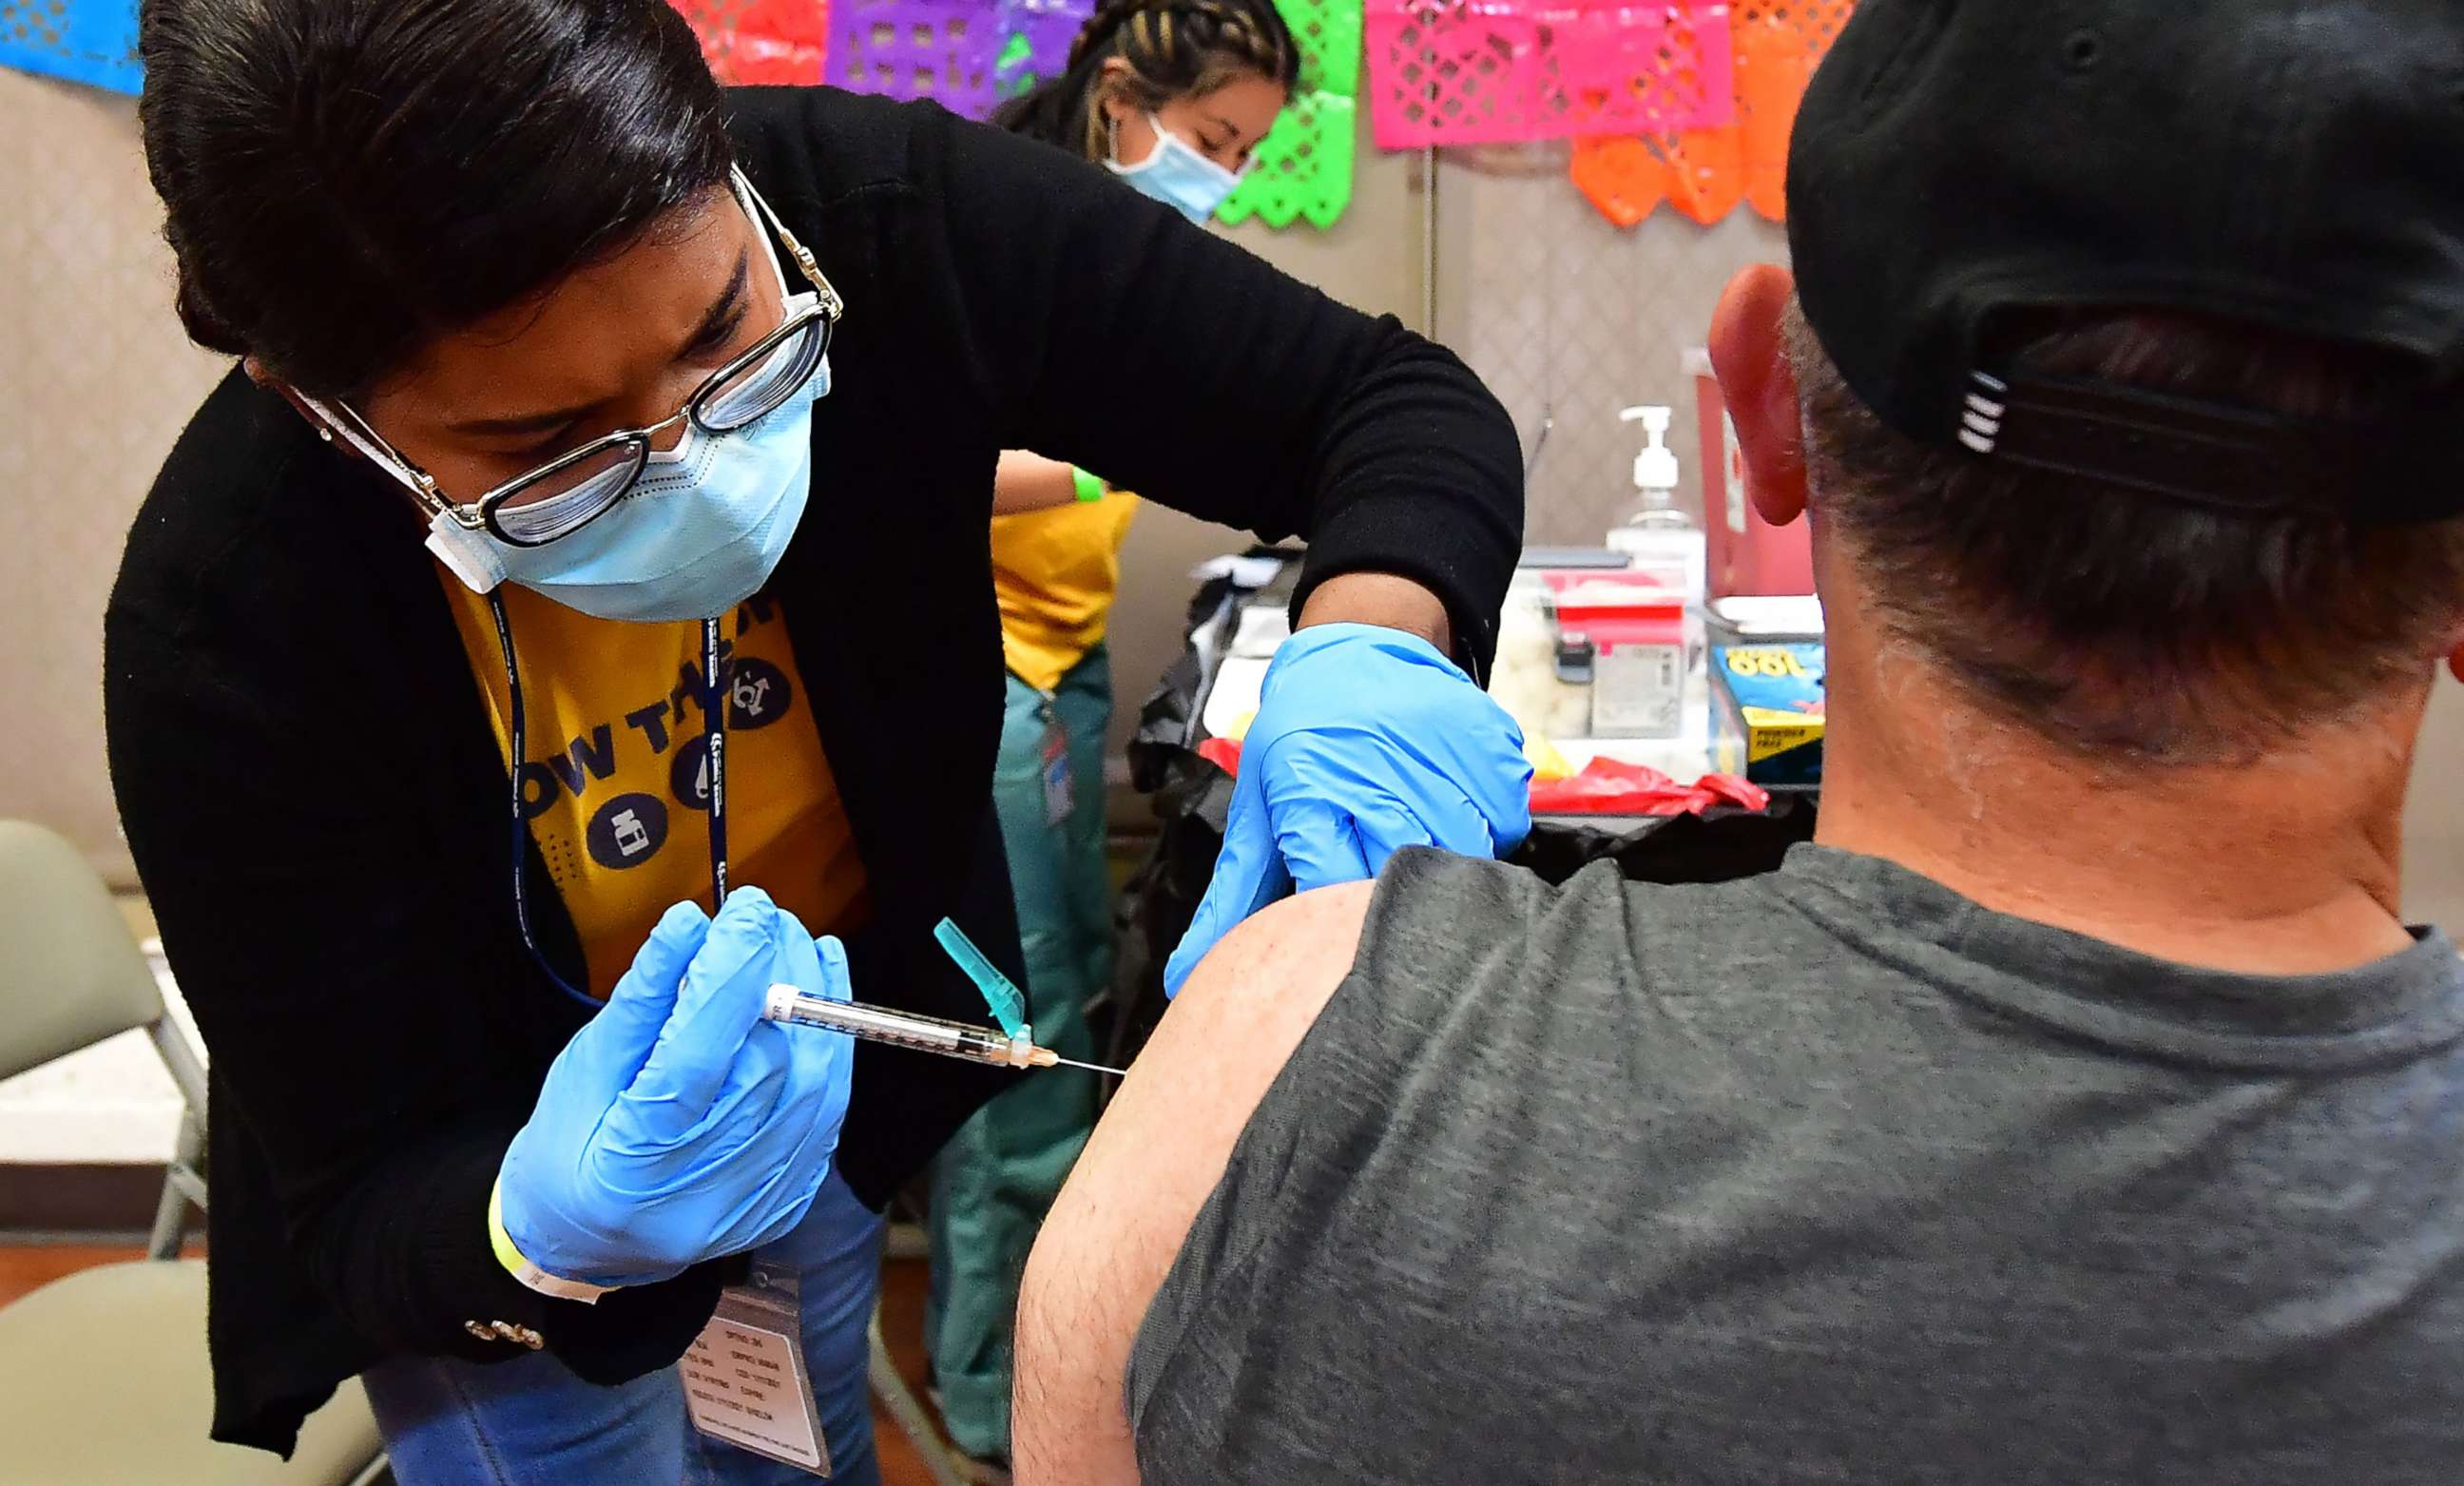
[{"left": 1070, "top": 466, "right": 1106, "bottom": 504}]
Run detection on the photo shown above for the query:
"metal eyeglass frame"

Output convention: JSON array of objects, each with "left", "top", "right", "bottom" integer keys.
[{"left": 307, "top": 165, "right": 842, "bottom": 549}]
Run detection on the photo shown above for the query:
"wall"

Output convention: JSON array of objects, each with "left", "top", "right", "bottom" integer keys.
[
  {"left": 0, "top": 69, "right": 228, "bottom": 888},
  {"left": 1434, "top": 143, "right": 1788, "bottom": 542}
]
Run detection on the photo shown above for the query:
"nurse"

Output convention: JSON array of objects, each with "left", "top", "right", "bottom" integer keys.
[
  {"left": 931, "top": 0, "right": 1299, "bottom": 1472},
  {"left": 106, "top": 2, "right": 1530, "bottom": 1483}
]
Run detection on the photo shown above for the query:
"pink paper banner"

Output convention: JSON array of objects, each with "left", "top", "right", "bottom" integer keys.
[{"left": 1368, "top": 0, "right": 1733, "bottom": 148}]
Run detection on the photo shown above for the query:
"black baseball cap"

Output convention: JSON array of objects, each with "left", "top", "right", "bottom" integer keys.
[{"left": 1786, "top": 0, "right": 2464, "bottom": 524}]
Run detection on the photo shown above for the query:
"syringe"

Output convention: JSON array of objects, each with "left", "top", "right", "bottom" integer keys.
[{"left": 761, "top": 987, "right": 1126, "bottom": 1075}]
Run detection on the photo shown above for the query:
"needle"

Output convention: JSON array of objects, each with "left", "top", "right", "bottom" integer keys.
[{"left": 1051, "top": 1054, "right": 1128, "bottom": 1076}]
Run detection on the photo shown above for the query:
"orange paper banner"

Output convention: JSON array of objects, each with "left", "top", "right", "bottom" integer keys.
[{"left": 1571, "top": 0, "right": 1852, "bottom": 227}]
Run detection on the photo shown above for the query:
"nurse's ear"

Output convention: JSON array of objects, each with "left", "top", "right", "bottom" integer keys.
[
  {"left": 1095, "top": 57, "right": 1138, "bottom": 131},
  {"left": 244, "top": 356, "right": 363, "bottom": 460}
]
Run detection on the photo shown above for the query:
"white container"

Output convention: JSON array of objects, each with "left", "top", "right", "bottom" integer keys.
[
  {"left": 1591, "top": 636, "right": 1685, "bottom": 738},
  {"left": 1492, "top": 579, "right": 1598, "bottom": 741},
  {"left": 1556, "top": 586, "right": 1689, "bottom": 742}
]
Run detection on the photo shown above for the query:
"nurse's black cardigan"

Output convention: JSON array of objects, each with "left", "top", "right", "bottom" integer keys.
[{"left": 104, "top": 86, "right": 1520, "bottom": 1455}]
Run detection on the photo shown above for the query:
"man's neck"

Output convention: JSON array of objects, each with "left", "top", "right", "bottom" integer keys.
[{"left": 1815, "top": 639, "right": 2422, "bottom": 975}]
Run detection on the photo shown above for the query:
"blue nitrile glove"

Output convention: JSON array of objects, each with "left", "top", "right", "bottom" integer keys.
[
  {"left": 1165, "top": 622, "right": 1533, "bottom": 994},
  {"left": 495, "top": 887, "right": 855, "bottom": 1291}
]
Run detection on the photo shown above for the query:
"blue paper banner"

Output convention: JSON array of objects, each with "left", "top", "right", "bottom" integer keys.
[{"left": 0, "top": 0, "right": 142, "bottom": 96}]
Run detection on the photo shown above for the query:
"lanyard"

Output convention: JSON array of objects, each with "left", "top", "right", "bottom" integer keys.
[{"left": 489, "top": 592, "right": 730, "bottom": 1009}]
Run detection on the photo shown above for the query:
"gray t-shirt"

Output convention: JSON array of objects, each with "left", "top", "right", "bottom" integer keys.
[{"left": 1127, "top": 844, "right": 2464, "bottom": 1483}]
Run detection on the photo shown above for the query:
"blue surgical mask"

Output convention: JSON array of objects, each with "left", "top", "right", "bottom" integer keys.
[
  {"left": 421, "top": 317, "right": 829, "bottom": 624},
  {"left": 1107, "top": 114, "right": 1247, "bottom": 224}
]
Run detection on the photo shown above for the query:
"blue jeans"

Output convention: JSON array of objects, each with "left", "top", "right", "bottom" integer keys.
[{"left": 364, "top": 1172, "right": 885, "bottom": 1486}]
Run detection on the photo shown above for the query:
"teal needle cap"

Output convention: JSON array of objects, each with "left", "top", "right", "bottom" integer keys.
[{"left": 934, "top": 918, "right": 1029, "bottom": 1038}]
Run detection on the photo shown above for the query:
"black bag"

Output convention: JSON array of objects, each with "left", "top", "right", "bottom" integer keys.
[{"left": 1097, "top": 553, "right": 1819, "bottom": 1075}]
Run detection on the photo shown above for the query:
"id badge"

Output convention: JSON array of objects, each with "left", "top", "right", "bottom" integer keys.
[
  {"left": 680, "top": 1259, "right": 832, "bottom": 1476},
  {"left": 1039, "top": 709, "right": 1075, "bottom": 828}
]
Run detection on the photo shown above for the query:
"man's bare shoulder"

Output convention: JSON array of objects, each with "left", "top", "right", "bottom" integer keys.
[
  {"left": 1158, "top": 878, "right": 1378, "bottom": 1096},
  {"left": 1011, "top": 881, "right": 1376, "bottom": 1485},
  {"left": 1069, "top": 877, "right": 1377, "bottom": 1237}
]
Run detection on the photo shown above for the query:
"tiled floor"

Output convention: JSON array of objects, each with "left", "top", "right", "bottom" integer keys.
[
  {"left": 0, "top": 1240, "right": 185, "bottom": 1296},
  {"left": 0, "top": 1245, "right": 961, "bottom": 1486}
]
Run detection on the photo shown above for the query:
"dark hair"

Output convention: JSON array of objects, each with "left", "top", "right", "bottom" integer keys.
[
  {"left": 991, "top": 0, "right": 1299, "bottom": 160},
  {"left": 138, "top": 0, "right": 734, "bottom": 398},
  {"left": 1787, "top": 301, "right": 2464, "bottom": 763}
]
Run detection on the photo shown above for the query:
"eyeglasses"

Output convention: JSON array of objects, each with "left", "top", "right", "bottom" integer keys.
[{"left": 309, "top": 167, "right": 841, "bottom": 549}]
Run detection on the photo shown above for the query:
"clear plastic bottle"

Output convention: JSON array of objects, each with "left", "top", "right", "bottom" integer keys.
[{"left": 1605, "top": 405, "right": 1706, "bottom": 604}]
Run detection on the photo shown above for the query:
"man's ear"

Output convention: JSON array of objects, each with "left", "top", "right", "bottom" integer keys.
[
  {"left": 1707, "top": 263, "right": 1809, "bottom": 529},
  {"left": 245, "top": 357, "right": 359, "bottom": 460}
]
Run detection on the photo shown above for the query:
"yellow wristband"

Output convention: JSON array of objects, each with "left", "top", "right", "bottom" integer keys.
[{"left": 489, "top": 1177, "right": 614, "bottom": 1304}]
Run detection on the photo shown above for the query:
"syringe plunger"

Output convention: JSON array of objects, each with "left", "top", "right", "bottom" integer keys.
[{"left": 760, "top": 987, "right": 1049, "bottom": 1069}]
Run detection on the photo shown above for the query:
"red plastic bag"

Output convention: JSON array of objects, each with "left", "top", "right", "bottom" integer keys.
[
  {"left": 1529, "top": 757, "right": 1769, "bottom": 816},
  {"left": 1197, "top": 739, "right": 1767, "bottom": 819},
  {"left": 1197, "top": 737, "right": 1245, "bottom": 777}
]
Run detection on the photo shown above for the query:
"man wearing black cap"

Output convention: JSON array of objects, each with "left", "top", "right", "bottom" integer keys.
[{"left": 1011, "top": 3, "right": 2464, "bottom": 1481}]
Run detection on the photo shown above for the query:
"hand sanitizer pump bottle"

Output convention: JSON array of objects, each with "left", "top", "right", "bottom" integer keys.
[{"left": 1605, "top": 405, "right": 1705, "bottom": 602}]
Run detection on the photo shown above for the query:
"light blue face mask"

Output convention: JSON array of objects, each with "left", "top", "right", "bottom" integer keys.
[
  {"left": 460, "top": 337, "right": 830, "bottom": 623},
  {"left": 386, "top": 280, "right": 830, "bottom": 625},
  {"left": 1107, "top": 113, "right": 1249, "bottom": 224},
  {"left": 323, "top": 169, "right": 838, "bottom": 625}
]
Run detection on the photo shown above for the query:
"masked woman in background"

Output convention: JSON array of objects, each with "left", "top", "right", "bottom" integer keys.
[
  {"left": 926, "top": 2, "right": 1299, "bottom": 1474},
  {"left": 108, "top": 0, "right": 1528, "bottom": 1482}
]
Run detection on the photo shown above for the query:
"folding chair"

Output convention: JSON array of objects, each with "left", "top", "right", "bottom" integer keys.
[{"left": 0, "top": 820, "right": 385, "bottom": 1485}]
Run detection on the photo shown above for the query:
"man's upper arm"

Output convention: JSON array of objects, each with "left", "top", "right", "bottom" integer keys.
[{"left": 1012, "top": 881, "right": 1376, "bottom": 1486}]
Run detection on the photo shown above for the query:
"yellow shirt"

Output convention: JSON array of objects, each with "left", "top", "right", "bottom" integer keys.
[
  {"left": 442, "top": 579, "right": 869, "bottom": 997},
  {"left": 989, "top": 492, "right": 1140, "bottom": 692}
]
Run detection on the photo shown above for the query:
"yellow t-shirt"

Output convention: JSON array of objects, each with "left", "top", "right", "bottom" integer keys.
[
  {"left": 442, "top": 579, "right": 869, "bottom": 997},
  {"left": 989, "top": 492, "right": 1140, "bottom": 692}
]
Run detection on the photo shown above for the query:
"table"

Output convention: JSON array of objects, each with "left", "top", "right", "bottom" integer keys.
[{"left": 1095, "top": 550, "right": 1819, "bottom": 1073}]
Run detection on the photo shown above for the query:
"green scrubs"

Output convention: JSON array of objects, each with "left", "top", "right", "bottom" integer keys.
[{"left": 925, "top": 646, "right": 1113, "bottom": 1462}]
